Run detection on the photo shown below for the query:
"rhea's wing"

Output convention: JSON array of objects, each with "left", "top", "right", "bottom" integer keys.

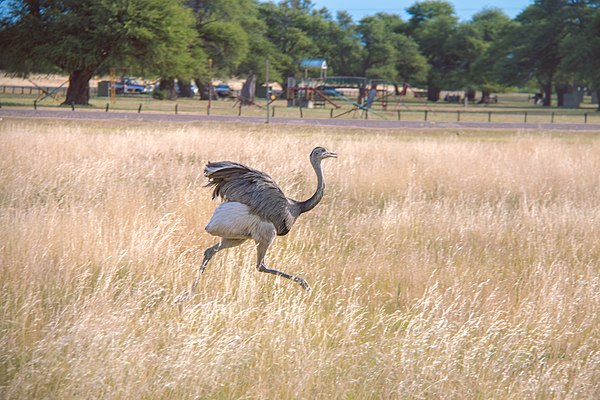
[{"left": 204, "top": 161, "right": 295, "bottom": 235}]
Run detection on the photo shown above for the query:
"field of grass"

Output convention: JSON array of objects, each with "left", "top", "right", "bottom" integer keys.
[{"left": 1, "top": 118, "right": 599, "bottom": 398}]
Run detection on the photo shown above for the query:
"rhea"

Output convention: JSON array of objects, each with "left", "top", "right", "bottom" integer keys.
[{"left": 188, "top": 146, "right": 337, "bottom": 294}]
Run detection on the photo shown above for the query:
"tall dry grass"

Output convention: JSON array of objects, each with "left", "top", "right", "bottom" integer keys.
[{"left": 1, "top": 118, "right": 599, "bottom": 399}]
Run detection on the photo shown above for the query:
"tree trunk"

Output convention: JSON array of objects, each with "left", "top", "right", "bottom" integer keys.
[
  {"left": 596, "top": 89, "right": 600, "bottom": 111},
  {"left": 157, "top": 79, "right": 177, "bottom": 100},
  {"left": 177, "top": 79, "right": 193, "bottom": 98},
  {"left": 541, "top": 81, "right": 552, "bottom": 107},
  {"left": 555, "top": 83, "right": 568, "bottom": 107},
  {"left": 479, "top": 90, "right": 491, "bottom": 104},
  {"left": 466, "top": 89, "right": 476, "bottom": 102},
  {"left": 241, "top": 74, "right": 256, "bottom": 105},
  {"left": 195, "top": 79, "right": 212, "bottom": 100},
  {"left": 358, "top": 86, "right": 366, "bottom": 104},
  {"left": 427, "top": 85, "right": 440, "bottom": 102},
  {"left": 63, "top": 68, "right": 94, "bottom": 105}
]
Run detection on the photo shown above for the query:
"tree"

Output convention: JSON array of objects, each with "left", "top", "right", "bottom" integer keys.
[
  {"left": 499, "top": 0, "right": 568, "bottom": 106},
  {"left": 466, "top": 8, "right": 514, "bottom": 102},
  {"left": 559, "top": 1, "right": 600, "bottom": 110},
  {"left": 406, "top": 0, "right": 455, "bottom": 30},
  {"left": 301, "top": 10, "right": 363, "bottom": 77},
  {"left": 354, "top": 13, "right": 427, "bottom": 84},
  {"left": 185, "top": 0, "right": 266, "bottom": 99},
  {"left": 0, "top": 0, "right": 197, "bottom": 105},
  {"left": 406, "top": 1, "right": 460, "bottom": 101},
  {"left": 258, "top": 0, "right": 318, "bottom": 82},
  {"left": 391, "top": 33, "right": 429, "bottom": 87},
  {"left": 234, "top": 5, "right": 281, "bottom": 86},
  {"left": 324, "top": 11, "right": 363, "bottom": 76},
  {"left": 357, "top": 15, "right": 400, "bottom": 79}
]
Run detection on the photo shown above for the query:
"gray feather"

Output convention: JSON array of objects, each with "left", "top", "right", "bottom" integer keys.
[{"left": 204, "top": 161, "right": 296, "bottom": 235}]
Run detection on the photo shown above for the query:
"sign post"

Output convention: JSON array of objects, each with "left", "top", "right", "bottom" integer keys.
[
  {"left": 266, "top": 60, "right": 270, "bottom": 124},
  {"left": 207, "top": 58, "right": 213, "bottom": 115}
]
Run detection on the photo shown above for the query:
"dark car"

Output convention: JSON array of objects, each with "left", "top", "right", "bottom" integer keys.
[
  {"left": 214, "top": 83, "right": 233, "bottom": 98},
  {"left": 114, "top": 78, "right": 150, "bottom": 94},
  {"left": 316, "top": 86, "right": 343, "bottom": 98}
]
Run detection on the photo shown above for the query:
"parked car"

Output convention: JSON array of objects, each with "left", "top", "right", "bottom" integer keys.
[
  {"left": 113, "top": 78, "right": 150, "bottom": 94},
  {"left": 316, "top": 86, "right": 343, "bottom": 97},
  {"left": 173, "top": 80, "right": 199, "bottom": 96},
  {"left": 214, "top": 83, "right": 233, "bottom": 98}
]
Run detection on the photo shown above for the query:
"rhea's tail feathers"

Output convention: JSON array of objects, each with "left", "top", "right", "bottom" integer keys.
[
  {"left": 203, "top": 161, "right": 253, "bottom": 200},
  {"left": 204, "top": 161, "right": 250, "bottom": 177}
]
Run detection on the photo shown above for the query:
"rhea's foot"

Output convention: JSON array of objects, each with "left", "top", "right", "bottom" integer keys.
[
  {"left": 294, "top": 277, "right": 311, "bottom": 292},
  {"left": 174, "top": 290, "right": 193, "bottom": 304}
]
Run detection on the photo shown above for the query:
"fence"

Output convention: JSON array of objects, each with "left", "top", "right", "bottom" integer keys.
[
  {"left": 268, "top": 106, "right": 599, "bottom": 125},
  {"left": 1, "top": 86, "right": 598, "bottom": 125},
  {"left": 0, "top": 85, "right": 97, "bottom": 96}
]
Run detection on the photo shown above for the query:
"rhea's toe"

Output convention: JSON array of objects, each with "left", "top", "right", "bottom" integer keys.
[
  {"left": 174, "top": 291, "right": 192, "bottom": 304},
  {"left": 295, "top": 277, "right": 311, "bottom": 292}
]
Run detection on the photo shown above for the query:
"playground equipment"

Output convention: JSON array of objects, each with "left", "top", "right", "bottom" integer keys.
[
  {"left": 287, "top": 76, "right": 367, "bottom": 109},
  {"left": 28, "top": 79, "right": 66, "bottom": 103},
  {"left": 286, "top": 73, "right": 434, "bottom": 120},
  {"left": 285, "top": 58, "right": 430, "bottom": 119},
  {"left": 286, "top": 76, "right": 408, "bottom": 111},
  {"left": 300, "top": 59, "right": 328, "bottom": 79}
]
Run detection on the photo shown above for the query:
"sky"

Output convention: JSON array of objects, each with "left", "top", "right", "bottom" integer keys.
[{"left": 304, "top": 0, "right": 533, "bottom": 22}]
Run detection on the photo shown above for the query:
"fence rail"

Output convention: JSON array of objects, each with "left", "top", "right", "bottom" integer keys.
[
  {"left": 269, "top": 106, "right": 599, "bottom": 125},
  {"left": 0, "top": 85, "right": 98, "bottom": 96}
]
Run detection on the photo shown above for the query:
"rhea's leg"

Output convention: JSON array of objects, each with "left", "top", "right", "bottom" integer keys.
[
  {"left": 188, "top": 238, "right": 245, "bottom": 296},
  {"left": 255, "top": 240, "right": 311, "bottom": 291}
]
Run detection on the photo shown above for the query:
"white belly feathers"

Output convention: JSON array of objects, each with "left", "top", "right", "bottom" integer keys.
[{"left": 205, "top": 202, "right": 276, "bottom": 242}]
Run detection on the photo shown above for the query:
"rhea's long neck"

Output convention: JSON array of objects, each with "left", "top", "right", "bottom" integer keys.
[{"left": 297, "top": 159, "right": 325, "bottom": 215}]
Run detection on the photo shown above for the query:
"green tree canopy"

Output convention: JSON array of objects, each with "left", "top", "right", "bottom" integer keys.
[
  {"left": 187, "top": 0, "right": 268, "bottom": 80},
  {"left": 465, "top": 8, "right": 514, "bottom": 101},
  {"left": 490, "top": 0, "right": 568, "bottom": 106},
  {"left": 356, "top": 13, "right": 427, "bottom": 85},
  {"left": 0, "top": 0, "right": 197, "bottom": 104},
  {"left": 258, "top": 0, "right": 317, "bottom": 80},
  {"left": 405, "top": 0, "right": 456, "bottom": 31},
  {"left": 559, "top": 0, "right": 600, "bottom": 109},
  {"left": 406, "top": 1, "right": 460, "bottom": 101},
  {"left": 522, "top": 0, "right": 566, "bottom": 106},
  {"left": 302, "top": 10, "right": 363, "bottom": 77}
]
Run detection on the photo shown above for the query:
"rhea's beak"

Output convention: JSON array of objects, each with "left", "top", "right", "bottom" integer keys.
[{"left": 327, "top": 151, "right": 338, "bottom": 158}]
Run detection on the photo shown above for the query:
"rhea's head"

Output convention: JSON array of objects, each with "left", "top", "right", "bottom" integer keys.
[{"left": 310, "top": 146, "right": 337, "bottom": 162}]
